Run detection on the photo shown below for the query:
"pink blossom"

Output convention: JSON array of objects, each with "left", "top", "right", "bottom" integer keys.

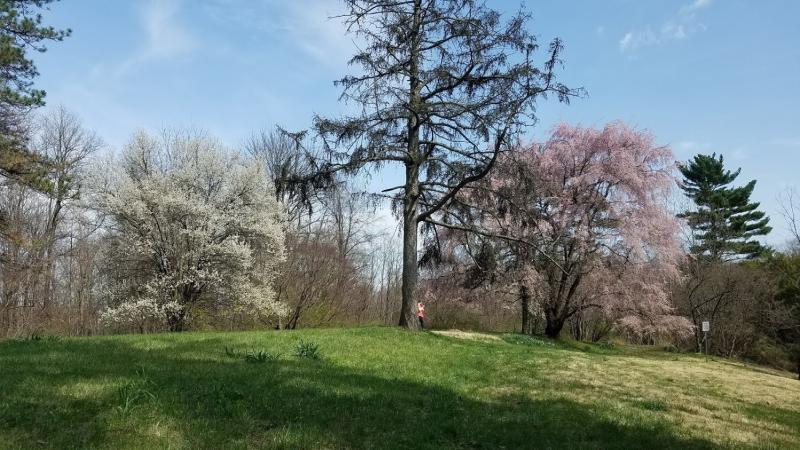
[{"left": 466, "top": 122, "right": 689, "bottom": 337}]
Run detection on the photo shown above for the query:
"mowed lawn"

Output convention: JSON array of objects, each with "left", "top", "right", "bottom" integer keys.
[{"left": 0, "top": 327, "right": 798, "bottom": 449}]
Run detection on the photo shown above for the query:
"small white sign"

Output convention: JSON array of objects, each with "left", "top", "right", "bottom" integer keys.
[{"left": 702, "top": 321, "right": 710, "bottom": 332}]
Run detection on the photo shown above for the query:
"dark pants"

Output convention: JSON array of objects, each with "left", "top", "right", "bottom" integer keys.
[{"left": 418, "top": 316, "right": 425, "bottom": 330}]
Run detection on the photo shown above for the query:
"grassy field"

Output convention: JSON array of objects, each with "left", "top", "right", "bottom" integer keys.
[{"left": 0, "top": 327, "right": 798, "bottom": 449}]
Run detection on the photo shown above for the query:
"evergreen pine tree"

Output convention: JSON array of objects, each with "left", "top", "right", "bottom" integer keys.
[
  {"left": 679, "top": 153, "right": 771, "bottom": 260},
  {"left": 0, "top": 0, "right": 70, "bottom": 191}
]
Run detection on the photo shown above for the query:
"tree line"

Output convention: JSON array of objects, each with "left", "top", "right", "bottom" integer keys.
[{"left": 0, "top": 0, "right": 797, "bottom": 377}]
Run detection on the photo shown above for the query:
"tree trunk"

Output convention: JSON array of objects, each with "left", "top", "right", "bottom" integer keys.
[
  {"left": 573, "top": 312, "right": 583, "bottom": 341},
  {"left": 166, "top": 304, "right": 188, "bottom": 332},
  {"left": 520, "top": 285, "right": 533, "bottom": 335},
  {"left": 693, "top": 319, "right": 703, "bottom": 353},
  {"left": 796, "top": 352, "right": 799, "bottom": 380},
  {"left": 286, "top": 306, "right": 301, "bottom": 330},
  {"left": 398, "top": 0, "right": 423, "bottom": 331},
  {"left": 398, "top": 188, "right": 420, "bottom": 330},
  {"left": 544, "top": 311, "right": 565, "bottom": 338}
]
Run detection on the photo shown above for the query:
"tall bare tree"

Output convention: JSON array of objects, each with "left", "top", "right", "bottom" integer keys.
[
  {"left": 32, "top": 107, "right": 101, "bottom": 314},
  {"left": 245, "top": 128, "right": 325, "bottom": 225},
  {"left": 777, "top": 188, "right": 800, "bottom": 378},
  {"left": 779, "top": 187, "right": 800, "bottom": 248},
  {"left": 0, "top": 107, "right": 99, "bottom": 336},
  {"left": 312, "top": 0, "right": 580, "bottom": 329}
]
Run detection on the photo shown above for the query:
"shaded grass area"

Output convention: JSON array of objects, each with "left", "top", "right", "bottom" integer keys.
[{"left": 0, "top": 327, "right": 798, "bottom": 449}]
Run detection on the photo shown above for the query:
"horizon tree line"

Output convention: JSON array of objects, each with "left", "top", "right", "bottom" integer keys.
[{"left": 0, "top": 0, "right": 797, "bottom": 378}]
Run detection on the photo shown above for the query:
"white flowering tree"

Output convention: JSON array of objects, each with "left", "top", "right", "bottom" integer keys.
[{"left": 91, "top": 131, "right": 286, "bottom": 332}]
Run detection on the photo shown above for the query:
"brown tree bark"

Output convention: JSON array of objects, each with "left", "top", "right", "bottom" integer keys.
[
  {"left": 398, "top": 0, "right": 423, "bottom": 330},
  {"left": 399, "top": 208, "right": 420, "bottom": 330},
  {"left": 520, "top": 284, "right": 533, "bottom": 335},
  {"left": 544, "top": 316, "right": 565, "bottom": 338}
]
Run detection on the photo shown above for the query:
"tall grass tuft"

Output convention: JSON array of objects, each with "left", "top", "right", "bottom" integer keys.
[{"left": 294, "top": 340, "right": 322, "bottom": 360}]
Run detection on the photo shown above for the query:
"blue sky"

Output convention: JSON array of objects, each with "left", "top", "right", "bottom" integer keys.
[{"left": 32, "top": 0, "right": 800, "bottom": 246}]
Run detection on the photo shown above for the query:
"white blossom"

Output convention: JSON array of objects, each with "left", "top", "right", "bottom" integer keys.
[{"left": 90, "top": 130, "right": 287, "bottom": 331}]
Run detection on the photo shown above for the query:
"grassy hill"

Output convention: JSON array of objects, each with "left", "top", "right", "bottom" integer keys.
[{"left": 0, "top": 327, "right": 798, "bottom": 449}]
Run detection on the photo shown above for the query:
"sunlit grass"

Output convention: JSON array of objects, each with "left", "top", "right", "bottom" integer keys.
[{"left": 0, "top": 327, "right": 797, "bottom": 449}]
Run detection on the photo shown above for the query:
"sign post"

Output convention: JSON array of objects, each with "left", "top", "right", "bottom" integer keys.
[{"left": 701, "top": 320, "right": 710, "bottom": 354}]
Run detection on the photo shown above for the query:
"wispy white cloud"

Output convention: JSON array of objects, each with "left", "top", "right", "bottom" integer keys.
[
  {"left": 283, "top": 1, "right": 354, "bottom": 67},
  {"left": 679, "top": 0, "right": 713, "bottom": 15},
  {"left": 619, "top": 28, "right": 658, "bottom": 51},
  {"left": 620, "top": 0, "right": 711, "bottom": 52},
  {"left": 114, "top": 0, "right": 197, "bottom": 76},
  {"left": 140, "top": 0, "right": 196, "bottom": 59},
  {"left": 203, "top": 0, "right": 355, "bottom": 68}
]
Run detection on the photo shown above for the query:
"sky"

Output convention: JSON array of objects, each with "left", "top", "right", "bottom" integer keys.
[{"left": 31, "top": 0, "right": 800, "bottom": 246}]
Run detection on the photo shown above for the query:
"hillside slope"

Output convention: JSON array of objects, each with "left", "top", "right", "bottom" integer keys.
[{"left": 0, "top": 327, "right": 798, "bottom": 449}]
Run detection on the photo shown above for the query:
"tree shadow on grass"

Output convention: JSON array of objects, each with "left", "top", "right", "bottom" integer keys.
[{"left": 0, "top": 337, "right": 724, "bottom": 449}]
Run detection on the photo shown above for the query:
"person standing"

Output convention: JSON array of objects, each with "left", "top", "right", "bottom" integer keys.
[{"left": 417, "top": 301, "right": 426, "bottom": 330}]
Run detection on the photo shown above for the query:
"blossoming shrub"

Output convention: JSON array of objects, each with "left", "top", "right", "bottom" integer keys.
[{"left": 91, "top": 130, "right": 287, "bottom": 332}]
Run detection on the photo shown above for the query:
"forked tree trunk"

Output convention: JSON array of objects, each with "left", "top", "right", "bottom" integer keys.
[
  {"left": 544, "top": 310, "right": 565, "bottom": 338},
  {"left": 285, "top": 306, "right": 301, "bottom": 330}
]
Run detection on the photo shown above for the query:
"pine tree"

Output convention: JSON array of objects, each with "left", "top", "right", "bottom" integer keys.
[
  {"left": 679, "top": 153, "right": 771, "bottom": 260},
  {"left": 311, "top": 0, "right": 579, "bottom": 329},
  {"left": 0, "top": 0, "right": 70, "bottom": 192}
]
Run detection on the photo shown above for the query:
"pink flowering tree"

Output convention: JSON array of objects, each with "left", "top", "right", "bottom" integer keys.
[{"left": 430, "top": 122, "right": 690, "bottom": 339}]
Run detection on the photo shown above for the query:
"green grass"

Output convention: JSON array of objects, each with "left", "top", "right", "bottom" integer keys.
[{"left": 1, "top": 327, "right": 798, "bottom": 449}]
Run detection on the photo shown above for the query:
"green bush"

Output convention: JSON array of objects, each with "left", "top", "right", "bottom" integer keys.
[{"left": 294, "top": 340, "right": 322, "bottom": 360}]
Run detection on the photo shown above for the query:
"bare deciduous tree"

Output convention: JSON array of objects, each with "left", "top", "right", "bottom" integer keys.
[
  {"left": 245, "top": 128, "right": 324, "bottom": 225},
  {"left": 779, "top": 187, "right": 800, "bottom": 248},
  {"left": 0, "top": 107, "right": 100, "bottom": 336}
]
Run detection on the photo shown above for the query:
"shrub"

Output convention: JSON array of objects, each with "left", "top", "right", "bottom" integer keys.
[{"left": 294, "top": 340, "right": 322, "bottom": 360}]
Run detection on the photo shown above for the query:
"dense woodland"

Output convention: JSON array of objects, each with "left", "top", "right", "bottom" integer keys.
[{"left": 0, "top": 0, "right": 798, "bottom": 378}]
